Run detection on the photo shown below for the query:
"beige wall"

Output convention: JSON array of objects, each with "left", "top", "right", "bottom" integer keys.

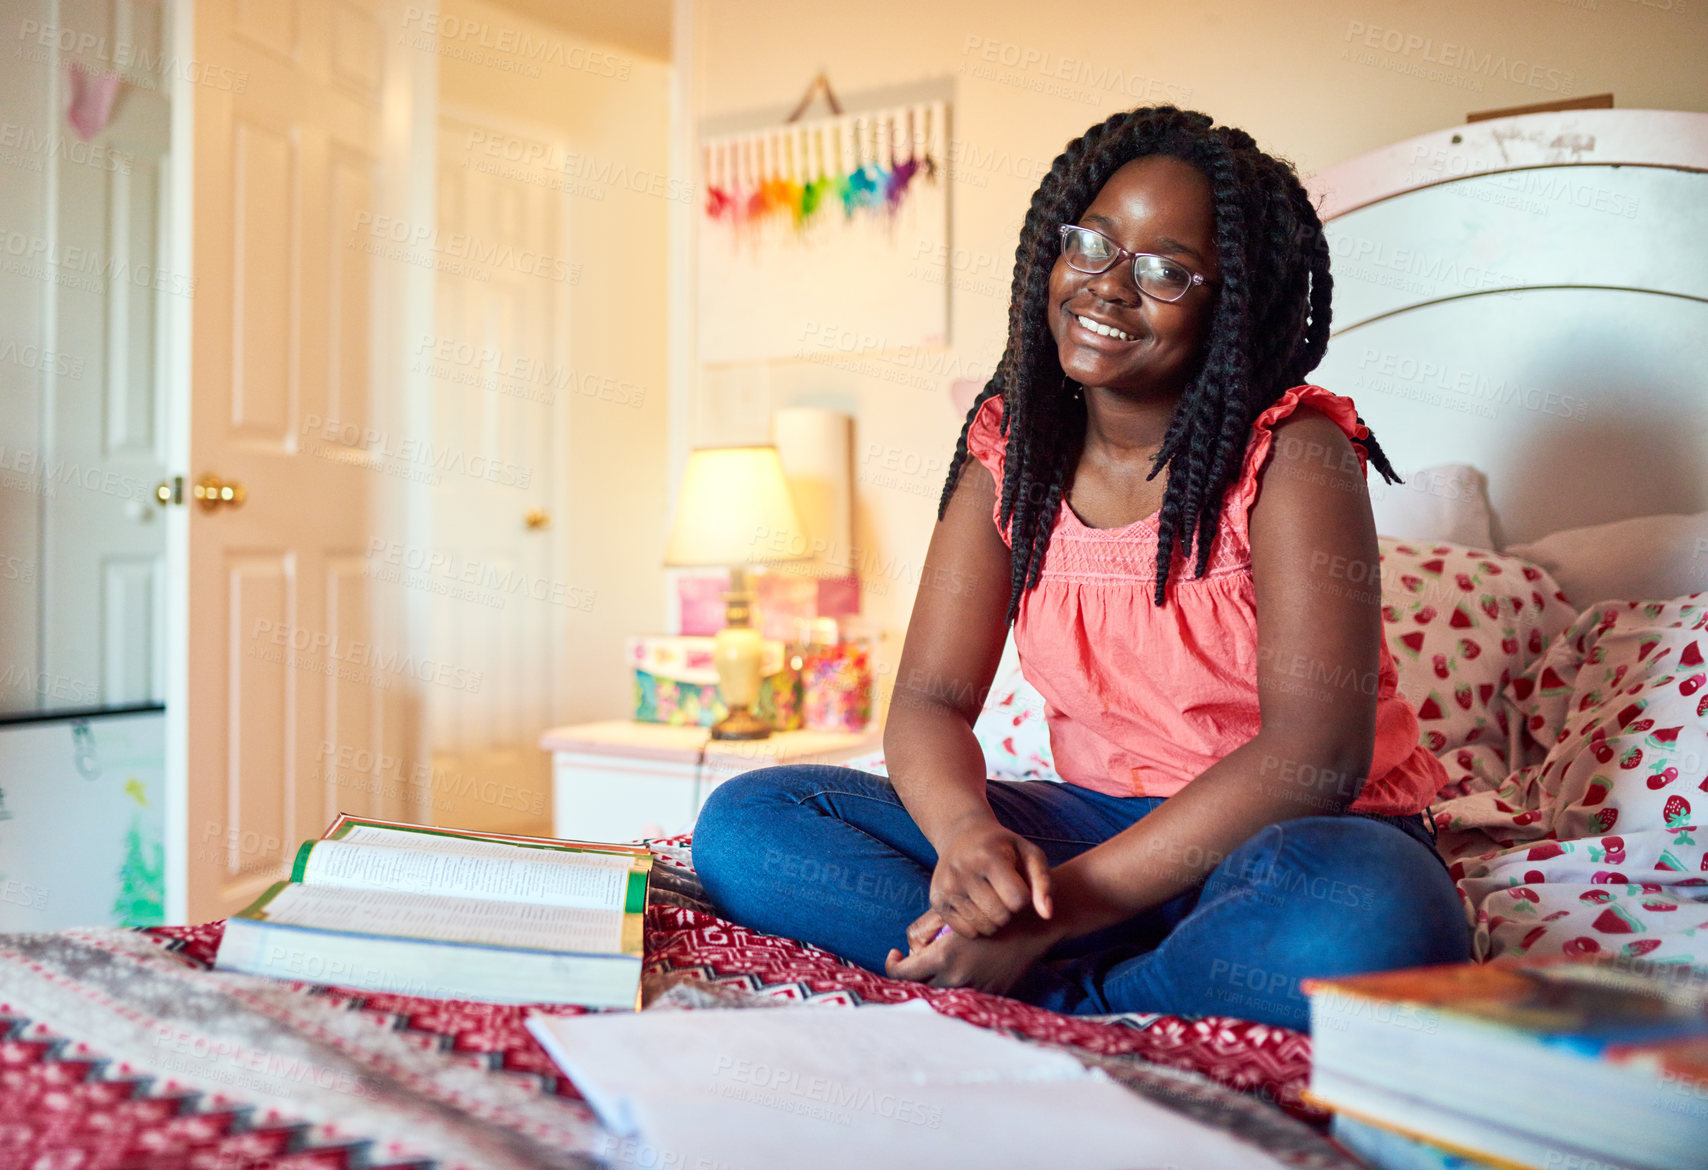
[
  {"left": 441, "top": 0, "right": 674, "bottom": 720},
  {"left": 685, "top": 0, "right": 1708, "bottom": 717}
]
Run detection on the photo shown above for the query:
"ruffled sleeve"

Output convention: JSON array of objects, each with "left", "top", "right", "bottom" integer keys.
[
  {"left": 964, "top": 393, "right": 1006, "bottom": 483},
  {"left": 1225, "top": 384, "right": 1372, "bottom": 535},
  {"left": 963, "top": 393, "right": 1013, "bottom": 547}
]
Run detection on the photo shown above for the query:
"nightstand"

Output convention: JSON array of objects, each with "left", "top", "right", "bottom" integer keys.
[{"left": 539, "top": 720, "right": 885, "bottom": 843}]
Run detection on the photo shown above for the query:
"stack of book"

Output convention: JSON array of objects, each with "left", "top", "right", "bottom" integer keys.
[
  {"left": 215, "top": 814, "right": 653, "bottom": 1008},
  {"left": 1303, "top": 956, "right": 1708, "bottom": 1170}
]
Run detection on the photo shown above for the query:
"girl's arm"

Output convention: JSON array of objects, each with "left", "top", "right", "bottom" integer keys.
[
  {"left": 883, "top": 451, "right": 1011, "bottom": 840},
  {"left": 883, "top": 452, "right": 1052, "bottom": 929},
  {"left": 1028, "top": 405, "right": 1385, "bottom": 946}
]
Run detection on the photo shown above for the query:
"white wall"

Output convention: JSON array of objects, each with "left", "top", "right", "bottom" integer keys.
[{"left": 683, "top": 0, "right": 1708, "bottom": 719}]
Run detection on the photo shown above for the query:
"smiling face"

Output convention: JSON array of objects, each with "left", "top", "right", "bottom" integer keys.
[{"left": 1048, "top": 154, "right": 1222, "bottom": 401}]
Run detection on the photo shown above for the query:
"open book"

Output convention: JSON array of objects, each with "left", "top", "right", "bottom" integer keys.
[{"left": 214, "top": 814, "right": 653, "bottom": 1008}]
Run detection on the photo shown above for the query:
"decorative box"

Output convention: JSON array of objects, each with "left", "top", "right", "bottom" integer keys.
[
  {"left": 673, "top": 570, "right": 861, "bottom": 640},
  {"left": 797, "top": 618, "right": 874, "bottom": 733},
  {"left": 627, "top": 635, "right": 802, "bottom": 730}
]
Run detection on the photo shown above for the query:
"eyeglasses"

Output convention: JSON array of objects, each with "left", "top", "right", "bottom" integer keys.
[{"left": 1056, "top": 224, "right": 1217, "bottom": 303}]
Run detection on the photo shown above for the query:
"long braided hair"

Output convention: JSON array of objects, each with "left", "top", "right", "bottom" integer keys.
[{"left": 938, "top": 106, "right": 1400, "bottom": 624}]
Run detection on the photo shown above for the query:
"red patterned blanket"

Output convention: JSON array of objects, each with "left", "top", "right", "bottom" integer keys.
[{"left": 0, "top": 838, "right": 1347, "bottom": 1169}]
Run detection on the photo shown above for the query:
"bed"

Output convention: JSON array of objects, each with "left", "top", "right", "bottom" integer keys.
[{"left": 3, "top": 107, "right": 1705, "bottom": 1169}]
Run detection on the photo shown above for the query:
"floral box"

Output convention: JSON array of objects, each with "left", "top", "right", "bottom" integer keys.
[{"left": 627, "top": 635, "right": 801, "bottom": 730}]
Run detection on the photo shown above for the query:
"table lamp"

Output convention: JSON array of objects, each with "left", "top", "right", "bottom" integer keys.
[{"left": 663, "top": 445, "right": 811, "bottom": 740}]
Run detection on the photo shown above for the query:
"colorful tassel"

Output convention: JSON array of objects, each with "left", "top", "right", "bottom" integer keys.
[{"left": 705, "top": 138, "right": 937, "bottom": 235}]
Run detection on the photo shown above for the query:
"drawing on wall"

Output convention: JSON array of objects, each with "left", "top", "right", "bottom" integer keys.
[
  {"left": 0, "top": 713, "right": 165, "bottom": 930},
  {"left": 697, "top": 100, "right": 951, "bottom": 365},
  {"left": 114, "top": 777, "right": 165, "bottom": 926}
]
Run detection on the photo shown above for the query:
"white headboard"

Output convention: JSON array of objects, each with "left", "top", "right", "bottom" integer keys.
[{"left": 1305, "top": 109, "right": 1708, "bottom": 547}]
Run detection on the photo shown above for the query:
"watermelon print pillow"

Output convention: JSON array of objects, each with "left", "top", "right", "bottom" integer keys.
[
  {"left": 1438, "top": 594, "right": 1708, "bottom": 965},
  {"left": 1378, "top": 537, "right": 1576, "bottom": 763},
  {"left": 969, "top": 665, "right": 1056, "bottom": 780}
]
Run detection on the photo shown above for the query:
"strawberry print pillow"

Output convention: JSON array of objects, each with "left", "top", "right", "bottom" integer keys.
[
  {"left": 1439, "top": 594, "right": 1708, "bottom": 965},
  {"left": 1378, "top": 537, "right": 1576, "bottom": 766}
]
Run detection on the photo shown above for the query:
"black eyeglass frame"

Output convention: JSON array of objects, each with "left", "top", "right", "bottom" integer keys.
[{"left": 1056, "top": 224, "right": 1219, "bottom": 303}]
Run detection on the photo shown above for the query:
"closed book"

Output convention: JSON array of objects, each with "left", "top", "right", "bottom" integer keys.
[
  {"left": 1304, "top": 957, "right": 1708, "bottom": 1170},
  {"left": 214, "top": 814, "right": 651, "bottom": 1008},
  {"left": 1328, "top": 1112, "right": 1490, "bottom": 1170}
]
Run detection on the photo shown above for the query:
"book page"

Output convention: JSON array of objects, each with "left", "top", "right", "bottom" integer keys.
[
  {"left": 300, "top": 837, "right": 633, "bottom": 910},
  {"left": 323, "top": 814, "right": 648, "bottom": 857},
  {"left": 256, "top": 883, "right": 626, "bottom": 953},
  {"left": 336, "top": 822, "right": 640, "bottom": 862}
]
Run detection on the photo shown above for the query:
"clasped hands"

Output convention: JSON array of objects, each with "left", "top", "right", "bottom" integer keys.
[{"left": 882, "top": 818, "right": 1067, "bottom": 996}]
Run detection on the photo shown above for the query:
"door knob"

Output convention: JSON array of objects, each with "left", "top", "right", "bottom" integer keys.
[
  {"left": 153, "top": 476, "right": 183, "bottom": 506},
  {"left": 524, "top": 508, "right": 550, "bottom": 530},
  {"left": 192, "top": 473, "right": 247, "bottom": 512}
]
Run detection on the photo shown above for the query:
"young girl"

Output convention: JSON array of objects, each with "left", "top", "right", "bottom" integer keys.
[{"left": 690, "top": 106, "right": 1471, "bottom": 1032}]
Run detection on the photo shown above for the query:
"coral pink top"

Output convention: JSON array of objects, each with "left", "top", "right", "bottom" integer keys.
[{"left": 965, "top": 384, "right": 1444, "bottom": 816}]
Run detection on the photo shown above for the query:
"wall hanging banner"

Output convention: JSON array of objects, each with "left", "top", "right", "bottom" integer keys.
[
  {"left": 698, "top": 100, "right": 950, "bottom": 365},
  {"left": 66, "top": 61, "right": 122, "bottom": 141}
]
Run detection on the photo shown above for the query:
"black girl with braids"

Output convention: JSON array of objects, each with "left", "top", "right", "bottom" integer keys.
[
  {"left": 691, "top": 106, "right": 1472, "bottom": 1032},
  {"left": 939, "top": 106, "right": 1401, "bottom": 617}
]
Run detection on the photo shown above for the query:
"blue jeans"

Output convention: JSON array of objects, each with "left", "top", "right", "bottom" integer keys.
[{"left": 690, "top": 765, "right": 1472, "bottom": 1032}]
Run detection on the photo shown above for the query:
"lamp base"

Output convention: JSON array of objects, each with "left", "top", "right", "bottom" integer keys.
[{"left": 710, "top": 704, "right": 773, "bottom": 740}]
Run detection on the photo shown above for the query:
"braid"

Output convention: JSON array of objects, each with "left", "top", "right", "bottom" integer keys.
[
  {"left": 1150, "top": 130, "right": 1254, "bottom": 603},
  {"left": 938, "top": 105, "right": 1402, "bottom": 625}
]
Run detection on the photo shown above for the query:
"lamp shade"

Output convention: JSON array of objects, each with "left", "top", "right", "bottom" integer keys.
[
  {"left": 663, "top": 445, "right": 813, "bottom": 568},
  {"left": 772, "top": 408, "right": 852, "bottom": 579}
]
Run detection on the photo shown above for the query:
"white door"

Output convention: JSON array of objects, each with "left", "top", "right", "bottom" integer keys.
[
  {"left": 420, "top": 109, "right": 567, "bottom": 836},
  {"left": 45, "top": 0, "right": 171, "bottom": 709},
  {"left": 0, "top": 0, "right": 172, "bottom": 714},
  {"left": 173, "top": 0, "right": 418, "bottom": 921}
]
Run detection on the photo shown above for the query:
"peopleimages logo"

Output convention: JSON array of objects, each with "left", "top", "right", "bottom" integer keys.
[
  {"left": 1342, "top": 21, "right": 1576, "bottom": 94},
  {"left": 0, "top": 442, "right": 152, "bottom": 501},
  {"left": 399, "top": 7, "right": 632, "bottom": 81},
  {"left": 365, "top": 538, "right": 597, "bottom": 612},
  {"left": 0, "top": 227, "right": 196, "bottom": 297},
  {"left": 0, "top": 120, "right": 133, "bottom": 173},
  {"left": 958, "top": 35, "right": 1193, "bottom": 105},
  {"left": 249, "top": 619, "right": 483, "bottom": 694},
  {"left": 349, "top": 212, "right": 581, "bottom": 286},
  {"left": 13, "top": 20, "right": 249, "bottom": 93},
  {"left": 1355, "top": 350, "right": 1590, "bottom": 422},
  {"left": 410, "top": 333, "right": 647, "bottom": 408},
  {"left": 459, "top": 130, "right": 692, "bottom": 204},
  {"left": 300, "top": 414, "right": 534, "bottom": 490},
  {"left": 711, "top": 1055, "right": 943, "bottom": 1129}
]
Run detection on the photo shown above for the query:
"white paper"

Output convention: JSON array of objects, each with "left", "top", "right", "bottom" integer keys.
[
  {"left": 527, "top": 1002, "right": 1294, "bottom": 1170},
  {"left": 260, "top": 884, "right": 623, "bottom": 953},
  {"left": 301, "top": 837, "right": 630, "bottom": 909}
]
